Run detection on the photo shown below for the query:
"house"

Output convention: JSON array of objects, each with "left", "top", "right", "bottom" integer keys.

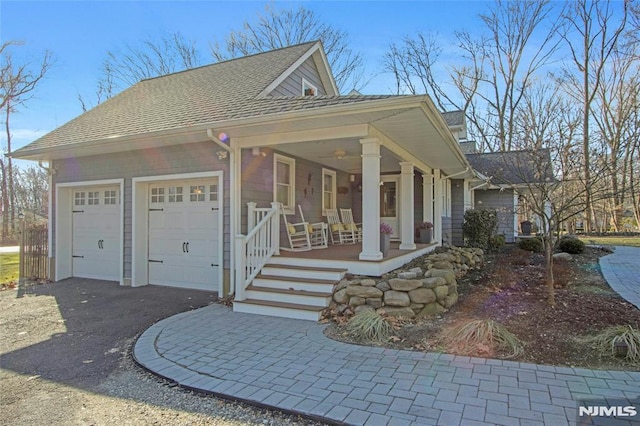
[
  {"left": 12, "top": 41, "right": 477, "bottom": 320},
  {"left": 464, "top": 147, "right": 554, "bottom": 243}
]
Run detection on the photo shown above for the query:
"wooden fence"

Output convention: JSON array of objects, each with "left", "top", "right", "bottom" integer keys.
[{"left": 20, "top": 224, "right": 48, "bottom": 281}]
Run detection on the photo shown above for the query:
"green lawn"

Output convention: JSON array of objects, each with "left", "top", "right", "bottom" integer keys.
[
  {"left": 0, "top": 253, "right": 19, "bottom": 284},
  {"left": 578, "top": 236, "right": 640, "bottom": 248}
]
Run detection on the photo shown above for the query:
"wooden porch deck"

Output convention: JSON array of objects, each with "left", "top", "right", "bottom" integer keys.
[{"left": 273, "top": 242, "right": 438, "bottom": 276}]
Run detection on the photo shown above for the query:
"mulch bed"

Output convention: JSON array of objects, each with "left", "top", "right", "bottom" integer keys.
[{"left": 325, "top": 245, "right": 640, "bottom": 370}]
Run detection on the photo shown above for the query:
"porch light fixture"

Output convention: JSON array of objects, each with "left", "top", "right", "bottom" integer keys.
[
  {"left": 252, "top": 147, "right": 266, "bottom": 157},
  {"left": 216, "top": 150, "right": 228, "bottom": 160},
  {"left": 334, "top": 149, "right": 346, "bottom": 160}
]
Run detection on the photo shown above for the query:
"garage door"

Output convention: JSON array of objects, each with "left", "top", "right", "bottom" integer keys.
[
  {"left": 148, "top": 179, "right": 220, "bottom": 291},
  {"left": 72, "top": 187, "right": 120, "bottom": 280}
]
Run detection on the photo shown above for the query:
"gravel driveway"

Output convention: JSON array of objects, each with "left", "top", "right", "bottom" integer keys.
[{"left": 0, "top": 278, "right": 325, "bottom": 425}]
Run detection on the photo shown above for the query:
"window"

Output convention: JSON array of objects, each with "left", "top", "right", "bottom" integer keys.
[
  {"left": 274, "top": 154, "right": 295, "bottom": 214},
  {"left": 74, "top": 191, "right": 85, "bottom": 206},
  {"left": 322, "top": 168, "right": 336, "bottom": 215},
  {"left": 88, "top": 191, "right": 100, "bottom": 205},
  {"left": 168, "top": 186, "right": 183, "bottom": 203},
  {"left": 302, "top": 78, "right": 317, "bottom": 96},
  {"left": 150, "top": 187, "right": 165, "bottom": 203},
  {"left": 209, "top": 184, "right": 218, "bottom": 201},
  {"left": 190, "top": 185, "right": 205, "bottom": 202},
  {"left": 104, "top": 190, "right": 117, "bottom": 205}
]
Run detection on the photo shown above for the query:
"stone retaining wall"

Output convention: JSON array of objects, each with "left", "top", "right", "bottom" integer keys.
[{"left": 330, "top": 246, "right": 484, "bottom": 318}]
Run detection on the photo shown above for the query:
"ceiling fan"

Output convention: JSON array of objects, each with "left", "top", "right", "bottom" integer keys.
[{"left": 318, "top": 149, "right": 361, "bottom": 160}]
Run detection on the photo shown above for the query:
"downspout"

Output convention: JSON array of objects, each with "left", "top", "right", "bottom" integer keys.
[
  {"left": 206, "top": 129, "right": 235, "bottom": 296},
  {"left": 445, "top": 167, "right": 470, "bottom": 180}
]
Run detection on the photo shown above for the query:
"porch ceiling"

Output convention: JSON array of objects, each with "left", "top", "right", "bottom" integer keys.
[{"left": 230, "top": 102, "right": 470, "bottom": 176}]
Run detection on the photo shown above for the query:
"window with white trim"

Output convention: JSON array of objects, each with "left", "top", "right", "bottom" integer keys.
[
  {"left": 302, "top": 78, "right": 317, "bottom": 96},
  {"left": 74, "top": 191, "right": 86, "bottom": 206},
  {"left": 274, "top": 154, "right": 295, "bottom": 214},
  {"left": 104, "top": 190, "right": 118, "bottom": 205},
  {"left": 88, "top": 191, "right": 100, "bottom": 205},
  {"left": 150, "top": 187, "right": 165, "bottom": 203},
  {"left": 168, "top": 186, "right": 183, "bottom": 203},
  {"left": 322, "top": 168, "right": 336, "bottom": 215},
  {"left": 190, "top": 185, "right": 205, "bottom": 202}
]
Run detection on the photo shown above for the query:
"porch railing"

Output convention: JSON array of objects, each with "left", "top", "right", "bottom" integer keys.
[{"left": 234, "top": 202, "right": 280, "bottom": 301}]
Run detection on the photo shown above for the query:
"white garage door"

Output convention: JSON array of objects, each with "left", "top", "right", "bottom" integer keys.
[
  {"left": 72, "top": 187, "right": 120, "bottom": 281},
  {"left": 148, "top": 178, "right": 220, "bottom": 291}
]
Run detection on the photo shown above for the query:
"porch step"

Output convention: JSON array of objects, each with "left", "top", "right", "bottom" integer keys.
[
  {"left": 262, "top": 263, "right": 347, "bottom": 281},
  {"left": 253, "top": 274, "right": 337, "bottom": 293},
  {"left": 233, "top": 299, "right": 325, "bottom": 321},
  {"left": 245, "top": 285, "right": 332, "bottom": 307}
]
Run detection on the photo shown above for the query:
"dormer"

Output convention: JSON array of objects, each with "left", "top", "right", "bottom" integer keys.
[{"left": 258, "top": 41, "right": 339, "bottom": 98}]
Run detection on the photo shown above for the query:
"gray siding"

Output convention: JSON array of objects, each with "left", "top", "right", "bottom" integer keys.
[
  {"left": 52, "top": 142, "right": 230, "bottom": 278},
  {"left": 271, "top": 57, "right": 327, "bottom": 97},
  {"left": 442, "top": 217, "right": 452, "bottom": 245},
  {"left": 474, "top": 189, "right": 516, "bottom": 243},
  {"left": 239, "top": 148, "right": 352, "bottom": 245},
  {"left": 451, "top": 179, "right": 465, "bottom": 246}
]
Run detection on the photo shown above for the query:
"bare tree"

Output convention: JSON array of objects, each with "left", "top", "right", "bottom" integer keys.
[
  {"left": 80, "top": 31, "right": 200, "bottom": 110},
  {"left": 384, "top": 0, "right": 562, "bottom": 152},
  {"left": 0, "top": 41, "right": 52, "bottom": 239},
  {"left": 558, "top": 0, "right": 629, "bottom": 232},
  {"left": 210, "top": 5, "right": 364, "bottom": 93}
]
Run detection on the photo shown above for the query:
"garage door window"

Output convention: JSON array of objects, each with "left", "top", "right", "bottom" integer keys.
[
  {"left": 190, "top": 185, "right": 205, "bottom": 202},
  {"left": 209, "top": 184, "right": 218, "bottom": 201},
  {"left": 88, "top": 191, "right": 100, "bottom": 205},
  {"left": 104, "top": 190, "right": 118, "bottom": 205},
  {"left": 75, "top": 191, "right": 86, "bottom": 206},
  {"left": 151, "top": 187, "right": 164, "bottom": 203},
  {"left": 169, "top": 186, "right": 183, "bottom": 202}
]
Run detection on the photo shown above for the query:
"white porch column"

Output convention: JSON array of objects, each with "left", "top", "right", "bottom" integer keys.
[
  {"left": 359, "top": 138, "right": 383, "bottom": 261},
  {"left": 422, "top": 172, "right": 433, "bottom": 224},
  {"left": 433, "top": 169, "right": 443, "bottom": 244},
  {"left": 399, "top": 162, "right": 416, "bottom": 250}
]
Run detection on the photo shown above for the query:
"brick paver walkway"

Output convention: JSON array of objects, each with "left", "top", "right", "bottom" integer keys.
[
  {"left": 599, "top": 246, "right": 640, "bottom": 310},
  {"left": 135, "top": 246, "right": 640, "bottom": 425}
]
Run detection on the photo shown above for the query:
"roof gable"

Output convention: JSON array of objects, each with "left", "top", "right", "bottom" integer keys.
[{"left": 14, "top": 42, "right": 320, "bottom": 155}]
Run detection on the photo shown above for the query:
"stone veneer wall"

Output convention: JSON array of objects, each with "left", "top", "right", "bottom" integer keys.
[{"left": 330, "top": 246, "right": 484, "bottom": 318}]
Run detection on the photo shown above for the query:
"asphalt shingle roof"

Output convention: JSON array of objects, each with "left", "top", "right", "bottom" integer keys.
[
  {"left": 441, "top": 110, "right": 465, "bottom": 127},
  {"left": 16, "top": 42, "right": 320, "bottom": 154},
  {"left": 466, "top": 149, "right": 554, "bottom": 185}
]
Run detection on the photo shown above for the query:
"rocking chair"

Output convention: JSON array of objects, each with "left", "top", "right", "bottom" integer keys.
[
  {"left": 339, "top": 208, "right": 362, "bottom": 242},
  {"left": 280, "top": 204, "right": 312, "bottom": 251},
  {"left": 298, "top": 205, "right": 328, "bottom": 249},
  {"left": 326, "top": 208, "right": 356, "bottom": 245}
]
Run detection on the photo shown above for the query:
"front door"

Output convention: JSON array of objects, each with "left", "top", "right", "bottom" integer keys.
[{"left": 380, "top": 176, "right": 400, "bottom": 239}]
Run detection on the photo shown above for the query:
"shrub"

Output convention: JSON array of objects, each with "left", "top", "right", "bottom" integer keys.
[
  {"left": 462, "top": 209, "right": 498, "bottom": 251},
  {"left": 489, "top": 234, "right": 506, "bottom": 250},
  {"left": 584, "top": 325, "right": 640, "bottom": 363},
  {"left": 346, "top": 310, "right": 393, "bottom": 342},
  {"left": 558, "top": 236, "right": 585, "bottom": 254},
  {"left": 448, "top": 319, "right": 523, "bottom": 358},
  {"left": 518, "top": 237, "right": 543, "bottom": 253}
]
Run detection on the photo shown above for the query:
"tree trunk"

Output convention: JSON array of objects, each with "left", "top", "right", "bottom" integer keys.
[{"left": 545, "top": 235, "right": 555, "bottom": 306}]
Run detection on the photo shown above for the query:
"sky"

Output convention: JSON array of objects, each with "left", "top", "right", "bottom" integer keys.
[{"left": 1, "top": 0, "right": 495, "bottom": 163}]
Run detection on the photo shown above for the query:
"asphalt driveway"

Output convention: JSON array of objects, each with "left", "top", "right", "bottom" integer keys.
[{"left": 1, "top": 278, "right": 218, "bottom": 389}]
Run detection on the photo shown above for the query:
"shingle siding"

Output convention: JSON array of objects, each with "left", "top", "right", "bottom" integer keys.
[
  {"left": 271, "top": 57, "right": 327, "bottom": 97},
  {"left": 52, "top": 142, "right": 230, "bottom": 278},
  {"left": 474, "top": 189, "right": 516, "bottom": 243},
  {"left": 451, "top": 179, "right": 465, "bottom": 246},
  {"left": 239, "top": 148, "right": 353, "bottom": 245}
]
